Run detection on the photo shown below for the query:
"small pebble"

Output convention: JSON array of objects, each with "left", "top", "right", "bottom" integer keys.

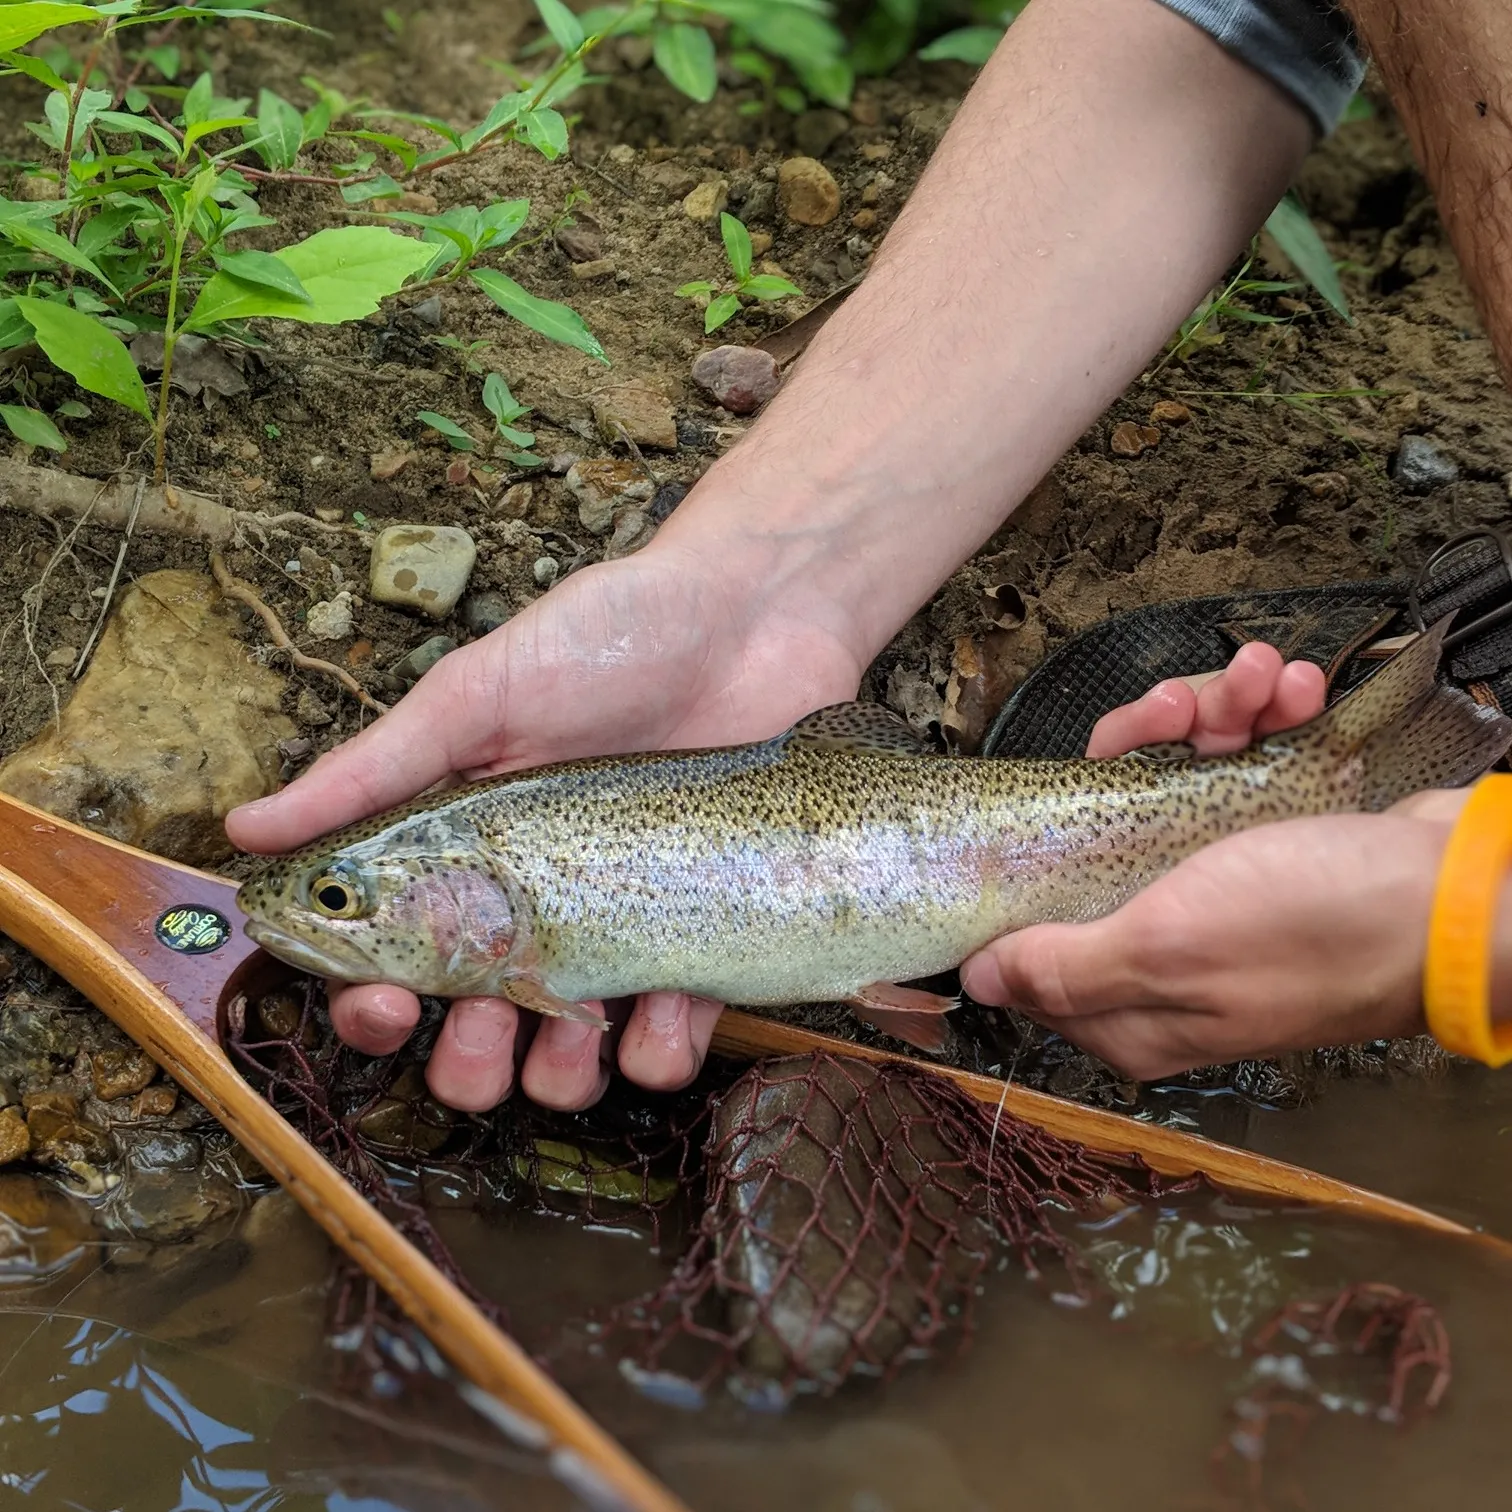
[
  {"left": 566, "top": 458, "right": 654, "bottom": 534},
  {"left": 131, "top": 1085, "right": 179, "bottom": 1119},
  {"left": 555, "top": 217, "right": 603, "bottom": 262},
  {"left": 1110, "top": 421, "right": 1161, "bottom": 458},
  {"left": 736, "top": 180, "right": 777, "bottom": 225},
  {"left": 649, "top": 481, "right": 690, "bottom": 523},
  {"left": 91, "top": 1046, "right": 157, "bottom": 1102},
  {"left": 305, "top": 591, "right": 354, "bottom": 642},
  {"left": 460, "top": 590, "right": 511, "bottom": 637},
  {"left": 748, "top": 229, "right": 774, "bottom": 256},
  {"left": 571, "top": 257, "right": 616, "bottom": 281},
  {"left": 43, "top": 646, "right": 76, "bottom": 670},
  {"left": 778, "top": 157, "right": 841, "bottom": 226},
  {"left": 1392, "top": 434, "right": 1459, "bottom": 493},
  {"left": 277, "top": 736, "right": 314, "bottom": 765},
  {"left": 296, "top": 688, "right": 333, "bottom": 726},
  {"left": 370, "top": 448, "right": 414, "bottom": 481},
  {"left": 851, "top": 208, "right": 877, "bottom": 231},
  {"left": 682, "top": 179, "right": 728, "bottom": 222},
  {"left": 691, "top": 345, "right": 781, "bottom": 416},
  {"left": 445, "top": 457, "right": 471, "bottom": 486},
  {"left": 370, "top": 525, "right": 477, "bottom": 618},
  {"left": 391, "top": 635, "right": 457, "bottom": 685},
  {"left": 794, "top": 108, "right": 849, "bottom": 159},
  {"left": 533, "top": 557, "right": 559, "bottom": 587},
  {"left": 1149, "top": 400, "right": 1193, "bottom": 426},
  {"left": 0, "top": 1107, "right": 29, "bottom": 1166}
]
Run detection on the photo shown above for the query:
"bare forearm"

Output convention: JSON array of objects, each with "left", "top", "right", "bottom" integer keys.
[
  {"left": 657, "top": 0, "right": 1312, "bottom": 666},
  {"left": 1345, "top": 0, "right": 1512, "bottom": 383}
]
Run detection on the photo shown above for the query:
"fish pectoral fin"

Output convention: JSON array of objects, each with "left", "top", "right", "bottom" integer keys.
[
  {"left": 784, "top": 702, "right": 936, "bottom": 757},
  {"left": 504, "top": 979, "right": 610, "bottom": 1031},
  {"left": 844, "top": 982, "right": 956, "bottom": 1053}
]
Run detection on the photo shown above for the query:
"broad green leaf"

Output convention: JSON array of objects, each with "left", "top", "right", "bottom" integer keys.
[
  {"left": 534, "top": 0, "right": 584, "bottom": 55},
  {"left": 482, "top": 371, "right": 529, "bottom": 423},
  {"left": 0, "top": 49, "right": 68, "bottom": 91},
  {"left": 704, "top": 291, "right": 740, "bottom": 333},
  {"left": 653, "top": 22, "right": 716, "bottom": 104},
  {"left": 0, "top": 403, "right": 66, "bottom": 451},
  {"left": 1, "top": 220, "right": 118, "bottom": 293},
  {"left": 675, "top": 279, "right": 714, "bottom": 297},
  {"left": 341, "top": 128, "right": 418, "bottom": 170},
  {"left": 463, "top": 91, "right": 526, "bottom": 149},
  {"left": 0, "top": 298, "right": 33, "bottom": 350},
  {"left": 719, "top": 212, "right": 751, "bottom": 281},
  {"left": 918, "top": 25, "right": 1004, "bottom": 64},
  {"left": 215, "top": 248, "right": 312, "bottom": 302},
  {"left": 95, "top": 108, "right": 181, "bottom": 154},
  {"left": 479, "top": 197, "right": 530, "bottom": 245},
  {"left": 774, "top": 85, "right": 806, "bottom": 114},
  {"left": 532, "top": 59, "right": 586, "bottom": 110},
  {"left": 519, "top": 106, "right": 567, "bottom": 160},
  {"left": 1264, "top": 194, "right": 1352, "bottom": 322},
  {"left": 728, "top": 49, "right": 773, "bottom": 84},
  {"left": 116, "top": 6, "right": 311, "bottom": 29},
  {"left": 0, "top": 5, "right": 101, "bottom": 54},
  {"left": 185, "top": 225, "right": 435, "bottom": 329},
  {"left": 340, "top": 173, "right": 404, "bottom": 204},
  {"left": 251, "top": 87, "right": 302, "bottom": 169},
  {"left": 181, "top": 70, "right": 213, "bottom": 129},
  {"left": 141, "top": 43, "right": 180, "bottom": 80},
  {"left": 794, "top": 56, "right": 853, "bottom": 109},
  {"left": 14, "top": 296, "right": 151, "bottom": 417},
  {"left": 417, "top": 410, "right": 475, "bottom": 450},
  {"left": 739, "top": 273, "right": 802, "bottom": 300},
  {"left": 76, "top": 205, "right": 137, "bottom": 258},
  {"left": 497, "top": 423, "right": 534, "bottom": 448},
  {"left": 470, "top": 267, "right": 606, "bottom": 362},
  {"left": 71, "top": 85, "right": 113, "bottom": 148},
  {"left": 183, "top": 114, "right": 256, "bottom": 152}
]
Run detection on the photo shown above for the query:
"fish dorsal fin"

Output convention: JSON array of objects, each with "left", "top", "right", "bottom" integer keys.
[
  {"left": 1127, "top": 740, "right": 1197, "bottom": 765},
  {"left": 784, "top": 702, "right": 935, "bottom": 756}
]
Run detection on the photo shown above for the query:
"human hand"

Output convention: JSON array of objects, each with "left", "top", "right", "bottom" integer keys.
[
  {"left": 961, "top": 642, "right": 1455, "bottom": 1077},
  {"left": 227, "top": 539, "right": 864, "bottom": 1112}
]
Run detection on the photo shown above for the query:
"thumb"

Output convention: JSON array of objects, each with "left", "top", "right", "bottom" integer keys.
[
  {"left": 226, "top": 649, "right": 494, "bottom": 853},
  {"left": 960, "top": 914, "right": 1163, "bottom": 1020}
]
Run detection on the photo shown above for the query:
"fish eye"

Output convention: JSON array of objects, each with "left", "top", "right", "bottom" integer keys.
[{"left": 309, "top": 871, "right": 365, "bottom": 919}]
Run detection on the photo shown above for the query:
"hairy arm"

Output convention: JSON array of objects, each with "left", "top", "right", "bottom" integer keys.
[{"left": 1344, "top": 0, "right": 1512, "bottom": 381}]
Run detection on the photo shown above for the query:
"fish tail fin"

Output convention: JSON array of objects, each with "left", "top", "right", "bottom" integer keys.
[{"left": 1281, "top": 616, "right": 1512, "bottom": 810}]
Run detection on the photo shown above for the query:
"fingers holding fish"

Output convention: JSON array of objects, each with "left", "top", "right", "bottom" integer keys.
[
  {"left": 617, "top": 992, "right": 724, "bottom": 1092},
  {"left": 329, "top": 980, "right": 423, "bottom": 1056},
  {"left": 518, "top": 1009, "right": 617, "bottom": 1111},
  {"left": 426, "top": 996, "right": 523, "bottom": 1112},
  {"left": 1085, "top": 642, "right": 1327, "bottom": 760}
]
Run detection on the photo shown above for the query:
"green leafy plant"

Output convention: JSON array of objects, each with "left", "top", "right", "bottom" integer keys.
[
  {"left": 677, "top": 212, "right": 802, "bottom": 333},
  {"left": 418, "top": 372, "right": 542, "bottom": 467},
  {"left": 0, "top": 0, "right": 611, "bottom": 475}
]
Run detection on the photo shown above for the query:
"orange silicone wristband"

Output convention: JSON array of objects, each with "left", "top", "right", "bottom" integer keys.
[{"left": 1424, "top": 773, "right": 1512, "bottom": 1068}]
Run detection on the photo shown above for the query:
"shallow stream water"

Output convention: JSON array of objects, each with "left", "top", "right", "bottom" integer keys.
[{"left": 5, "top": 1059, "right": 1511, "bottom": 1512}]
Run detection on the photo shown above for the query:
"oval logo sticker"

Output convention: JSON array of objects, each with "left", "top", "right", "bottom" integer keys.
[{"left": 154, "top": 905, "right": 232, "bottom": 955}]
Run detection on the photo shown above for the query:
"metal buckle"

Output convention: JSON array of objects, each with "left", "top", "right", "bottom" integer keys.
[{"left": 1408, "top": 527, "right": 1512, "bottom": 652}]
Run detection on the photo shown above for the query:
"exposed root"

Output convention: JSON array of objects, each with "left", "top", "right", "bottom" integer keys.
[
  {"left": 209, "top": 551, "right": 390, "bottom": 716},
  {"left": 0, "top": 458, "right": 361, "bottom": 546}
]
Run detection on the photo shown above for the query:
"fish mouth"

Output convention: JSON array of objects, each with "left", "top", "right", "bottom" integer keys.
[{"left": 243, "top": 919, "right": 371, "bottom": 982}]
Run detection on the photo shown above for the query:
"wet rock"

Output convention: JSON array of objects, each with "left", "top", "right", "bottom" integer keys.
[
  {"left": 778, "top": 157, "right": 841, "bottom": 226},
  {"left": 683, "top": 179, "right": 728, "bottom": 221},
  {"left": 1110, "top": 421, "right": 1161, "bottom": 457},
  {"left": 555, "top": 215, "right": 603, "bottom": 262},
  {"left": 124, "top": 1129, "right": 201, "bottom": 1172},
  {"left": 460, "top": 590, "right": 511, "bottom": 638},
  {"left": 533, "top": 556, "right": 559, "bottom": 587},
  {"left": 305, "top": 590, "right": 354, "bottom": 641},
  {"left": 1392, "top": 434, "right": 1459, "bottom": 493},
  {"left": 132, "top": 1085, "right": 178, "bottom": 1118},
  {"left": 2, "top": 1005, "right": 80, "bottom": 1062},
  {"left": 369, "top": 525, "right": 477, "bottom": 618},
  {"left": 0, "top": 1173, "right": 94, "bottom": 1280},
  {"left": 794, "top": 108, "right": 850, "bottom": 160},
  {"left": 0, "top": 1107, "right": 29, "bottom": 1166},
  {"left": 391, "top": 634, "right": 456, "bottom": 685},
  {"left": 591, "top": 383, "right": 678, "bottom": 450},
  {"left": 25, "top": 1104, "right": 112, "bottom": 1168},
  {"left": 566, "top": 457, "right": 654, "bottom": 534},
  {"left": 104, "top": 1155, "right": 238, "bottom": 1240},
  {"left": 91, "top": 1046, "right": 157, "bottom": 1102},
  {"left": 296, "top": 688, "right": 333, "bottom": 726},
  {"left": 691, "top": 344, "right": 781, "bottom": 415},
  {"left": 0, "top": 571, "right": 294, "bottom": 864},
  {"left": 1149, "top": 400, "right": 1193, "bottom": 426}
]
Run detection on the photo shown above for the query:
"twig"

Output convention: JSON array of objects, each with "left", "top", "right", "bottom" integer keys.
[
  {"left": 72, "top": 478, "right": 143, "bottom": 679},
  {"left": 583, "top": 154, "right": 638, "bottom": 199},
  {"left": 612, "top": 422, "right": 661, "bottom": 487},
  {"left": 209, "top": 550, "right": 389, "bottom": 716}
]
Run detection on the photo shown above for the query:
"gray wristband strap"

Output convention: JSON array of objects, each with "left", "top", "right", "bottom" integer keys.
[{"left": 1154, "top": 0, "right": 1366, "bottom": 136}]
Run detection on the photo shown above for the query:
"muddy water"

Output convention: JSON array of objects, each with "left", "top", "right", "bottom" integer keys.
[{"left": 5, "top": 1063, "right": 1512, "bottom": 1512}]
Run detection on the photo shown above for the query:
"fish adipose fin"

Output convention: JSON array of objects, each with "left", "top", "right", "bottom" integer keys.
[
  {"left": 786, "top": 702, "right": 936, "bottom": 757},
  {"left": 844, "top": 981, "right": 956, "bottom": 1052},
  {"left": 1266, "top": 615, "right": 1512, "bottom": 810},
  {"left": 504, "top": 978, "right": 610, "bottom": 1031}
]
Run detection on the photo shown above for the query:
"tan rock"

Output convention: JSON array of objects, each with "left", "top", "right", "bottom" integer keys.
[
  {"left": 92, "top": 1046, "right": 157, "bottom": 1102},
  {"left": 1148, "top": 400, "right": 1192, "bottom": 426},
  {"left": 748, "top": 229, "right": 774, "bottom": 256},
  {"left": 0, "top": 571, "right": 295, "bottom": 864},
  {"left": 851, "top": 208, "right": 877, "bottom": 231},
  {"left": 591, "top": 382, "right": 678, "bottom": 450},
  {"left": 1110, "top": 421, "right": 1161, "bottom": 457},
  {"left": 570, "top": 257, "right": 617, "bottom": 281},
  {"left": 778, "top": 157, "right": 841, "bottom": 226},
  {"left": 682, "top": 179, "right": 728, "bottom": 221},
  {"left": 369, "top": 525, "right": 477, "bottom": 618},
  {"left": 0, "top": 1108, "right": 29, "bottom": 1167},
  {"left": 132, "top": 1086, "right": 179, "bottom": 1118},
  {"left": 370, "top": 448, "right": 414, "bottom": 481},
  {"left": 565, "top": 458, "right": 654, "bottom": 535}
]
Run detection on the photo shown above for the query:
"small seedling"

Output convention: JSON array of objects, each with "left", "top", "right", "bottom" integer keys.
[
  {"left": 417, "top": 410, "right": 476, "bottom": 451},
  {"left": 677, "top": 214, "right": 802, "bottom": 334},
  {"left": 482, "top": 372, "right": 543, "bottom": 467}
]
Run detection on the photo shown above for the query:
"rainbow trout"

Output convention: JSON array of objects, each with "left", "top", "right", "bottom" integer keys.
[{"left": 238, "top": 621, "right": 1510, "bottom": 1050}]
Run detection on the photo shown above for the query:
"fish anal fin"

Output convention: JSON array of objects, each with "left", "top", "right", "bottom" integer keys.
[
  {"left": 845, "top": 981, "right": 956, "bottom": 1052},
  {"left": 504, "top": 978, "right": 610, "bottom": 1031},
  {"left": 786, "top": 702, "right": 934, "bottom": 757}
]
